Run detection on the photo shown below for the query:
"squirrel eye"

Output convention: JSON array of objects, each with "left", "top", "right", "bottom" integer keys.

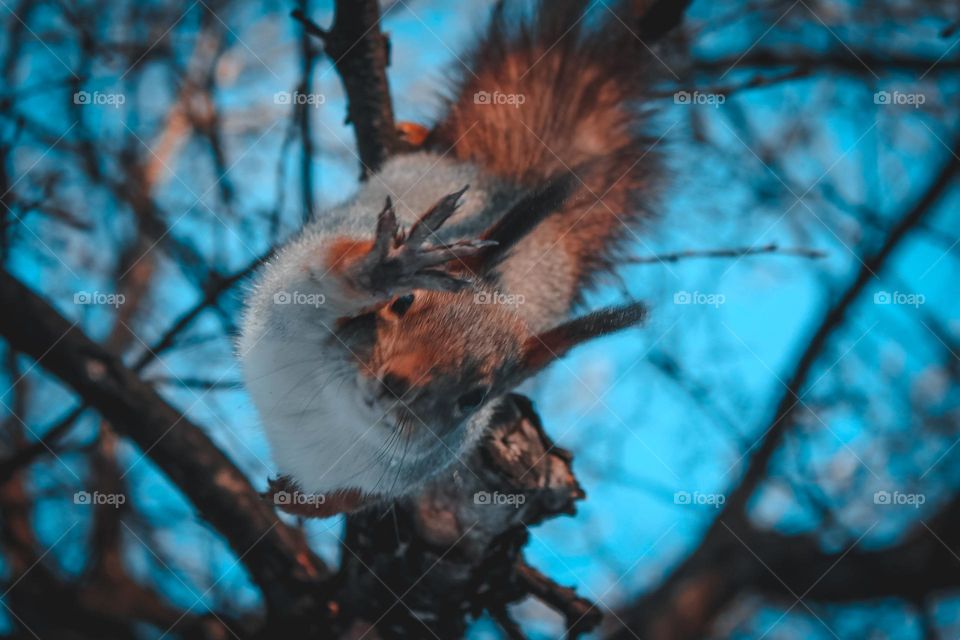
[
  {"left": 456, "top": 387, "right": 488, "bottom": 412},
  {"left": 389, "top": 293, "right": 415, "bottom": 317}
]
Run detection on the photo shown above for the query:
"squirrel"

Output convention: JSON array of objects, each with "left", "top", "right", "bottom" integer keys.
[{"left": 239, "top": 0, "right": 675, "bottom": 517}]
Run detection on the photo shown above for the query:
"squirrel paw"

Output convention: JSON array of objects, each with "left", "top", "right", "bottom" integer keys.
[{"left": 356, "top": 186, "right": 496, "bottom": 294}]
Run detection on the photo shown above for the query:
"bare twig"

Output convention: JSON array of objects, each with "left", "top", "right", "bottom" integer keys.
[
  {"left": 625, "top": 243, "right": 826, "bottom": 264},
  {"left": 517, "top": 561, "right": 603, "bottom": 638},
  {"left": 294, "top": 0, "right": 319, "bottom": 221},
  {"left": 0, "top": 405, "right": 85, "bottom": 485}
]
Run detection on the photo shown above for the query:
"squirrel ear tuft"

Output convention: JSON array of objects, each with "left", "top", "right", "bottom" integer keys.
[{"left": 514, "top": 301, "right": 647, "bottom": 380}]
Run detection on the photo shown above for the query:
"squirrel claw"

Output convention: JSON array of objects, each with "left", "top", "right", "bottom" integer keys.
[
  {"left": 405, "top": 185, "right": 470, "bottom": 247},
  {"left": 407, "top": 239, "right": 497, "bottom": 271},
  {"left": 454, "top": 239, "right": 499, "bottom": 249},
  {"left": 371, "top": 197, "right": 400, "bottom": 260},
  {"left": 357, "top": 189, "right": 492, "bottom": 294}
]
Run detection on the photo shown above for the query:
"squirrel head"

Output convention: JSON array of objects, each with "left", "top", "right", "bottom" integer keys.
[
  {"left": 338, "top": 285, "right": 646, "bottom": 453},
  {"left": 343, "top": 288, "right": 522, "bottom": 445}
]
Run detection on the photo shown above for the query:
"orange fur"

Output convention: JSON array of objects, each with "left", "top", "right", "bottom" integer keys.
[
  {"left": 385, "top": 350, "right": 436, "bottom": 386},
  {"left": 427, "top": 0, "right": 664, "bottom": 296},
  {"left": 396, "top": 121, "right": 430, "bottom": 148},
  {"left": 325, "top": 237, "right": 375, "bottom": 274}
]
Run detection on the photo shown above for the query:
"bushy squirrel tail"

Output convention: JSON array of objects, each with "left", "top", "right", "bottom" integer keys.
[{"left": 427, "top": 0, "right": 687, "bottom": 293}]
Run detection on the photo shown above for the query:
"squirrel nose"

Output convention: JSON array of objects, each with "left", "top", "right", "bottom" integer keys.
[{"left": 379, "top": 372, "right": 410, "bottom": 400}]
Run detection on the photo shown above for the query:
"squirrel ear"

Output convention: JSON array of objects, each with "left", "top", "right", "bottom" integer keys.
[
  {"left": 459, "top": 171, "right": 578, "bottom": 276},
  {"left": 514, "top": 302, "right": 647, "bottom": 381}
]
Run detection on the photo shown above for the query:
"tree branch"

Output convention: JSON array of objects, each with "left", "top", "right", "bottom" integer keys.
[
  {"left": 332, "top": 394, "right": 600, "bottom": 638},
  {"left": 625, "top": 243, "right": 826, "bottom": 264},
  {"left": 292, "top": 0, "right": 397, "bottom": 178},
  {"left": 0, "top": 270, "right": 330, "bottom": 626}
]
